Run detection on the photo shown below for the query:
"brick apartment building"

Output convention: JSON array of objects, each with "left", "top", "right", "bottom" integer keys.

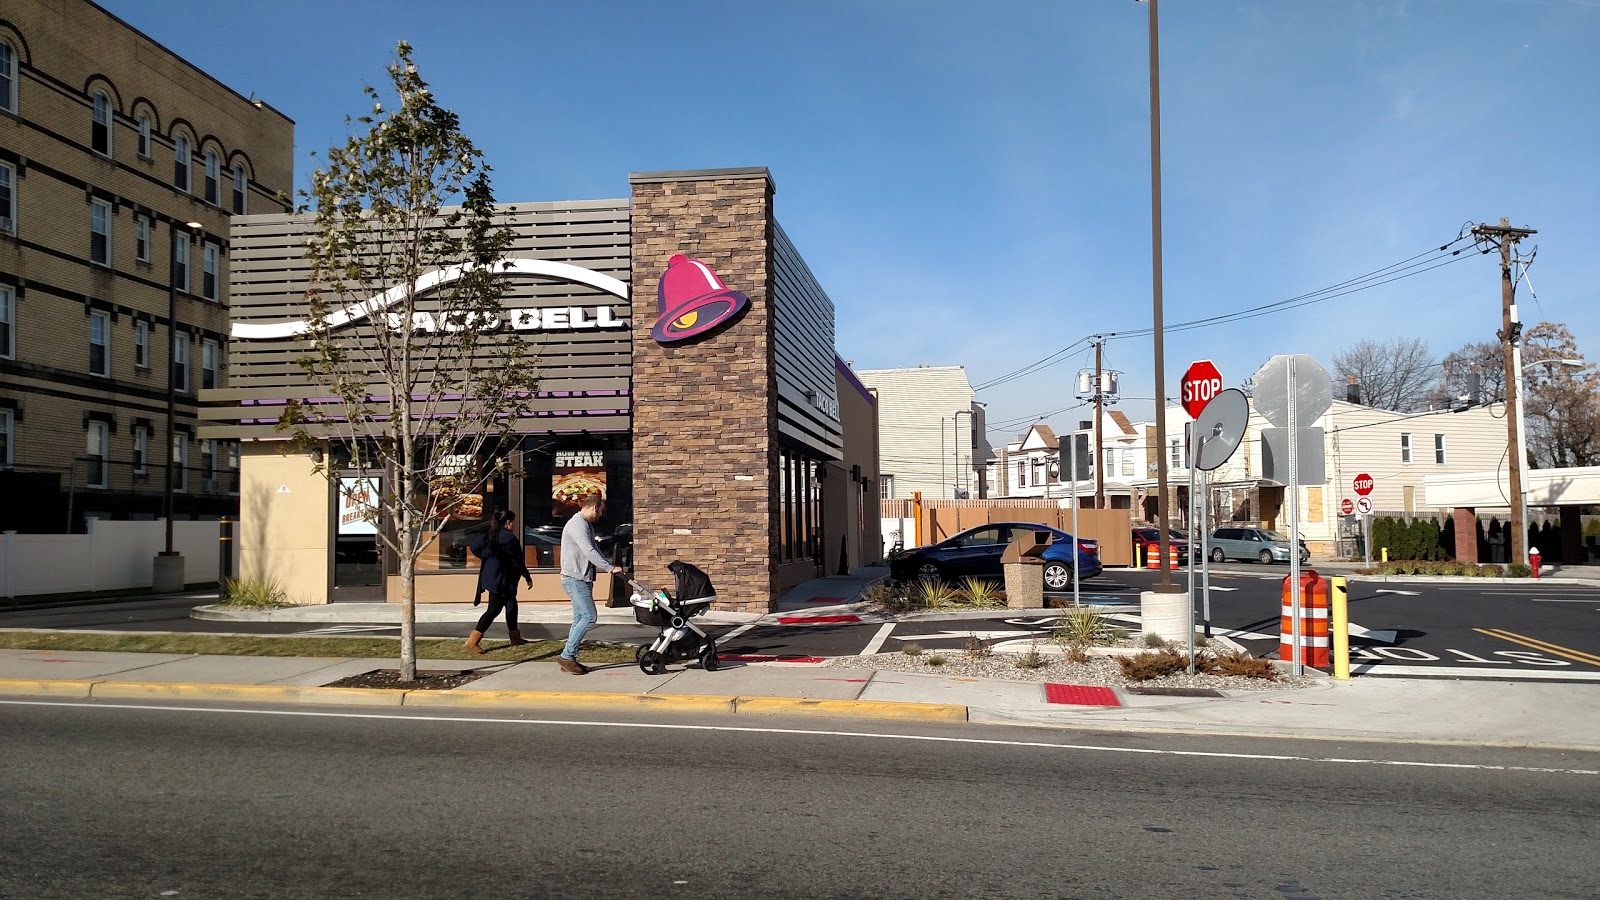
[{"left": 0, "top": 0, "right": 294, "bottom": 532}]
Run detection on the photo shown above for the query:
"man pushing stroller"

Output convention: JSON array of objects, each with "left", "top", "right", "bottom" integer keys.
[{"left": 558, "top": 493, "right": 626, "bottom": 675}]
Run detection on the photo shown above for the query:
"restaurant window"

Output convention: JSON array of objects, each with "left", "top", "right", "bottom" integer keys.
[
  {"left": 415, "top": 435, "right": 633, "bottom": 575},
  {"left": 778, "top": 446, "right": 821, "bottom": 564}
]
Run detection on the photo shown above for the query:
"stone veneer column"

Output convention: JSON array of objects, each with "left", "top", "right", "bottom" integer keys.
[{"left": 629, "top": 169, "right": 777, "bottom": 613}]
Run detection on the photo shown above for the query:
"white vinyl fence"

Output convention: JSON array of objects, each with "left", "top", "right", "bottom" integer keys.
[{"left": 1, "top": 519, "right": 223, "bottom": 598}]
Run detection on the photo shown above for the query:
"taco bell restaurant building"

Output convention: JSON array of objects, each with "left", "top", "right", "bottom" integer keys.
[{"left": 199, "top": 168, "right": 881, "bottom": 614}]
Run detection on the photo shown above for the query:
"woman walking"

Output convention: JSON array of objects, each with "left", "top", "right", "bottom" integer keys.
[{"left": 465, "top": 509, "right": 533, "bottom": 655}]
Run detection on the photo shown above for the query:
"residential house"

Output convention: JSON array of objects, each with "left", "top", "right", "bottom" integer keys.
[{"left": 854, "top": 364, "right": 989, "bottom": 499}]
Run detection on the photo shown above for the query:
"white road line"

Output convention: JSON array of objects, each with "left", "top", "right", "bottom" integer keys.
[
  {"left": 1531, "top": 599, "right": 1600, "bottom": 603},
  {"left": 717, "top": 623, "right": 756, "bottom": 644},
  {"left": 860, "top": 623, "right": 896, "bottom": 656},
  {"left": 4, "top": 700, "right": 1594, "bottom": 776},
  {"left": 1352, "top": 664, "right": 1600, "bottom": 682}
]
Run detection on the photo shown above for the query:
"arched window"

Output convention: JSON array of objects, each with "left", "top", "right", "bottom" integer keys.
[
  {"left": 231, "top": 163, "right": 247, "bottom": 214},
  {"left": 92, "top": 91, "right": 112, "bottom": 156},
  {"left": 0, "top": 41, "right": 16, "bottom": 114},
  {"left": 173, "top": 134, "right": 190, "bottom": 192},
  {"left": 138, "top": 114, "right": 151, "bottom": 158},
  {"left": 203, "top": 149, "right": 219, "bottom": 205}
]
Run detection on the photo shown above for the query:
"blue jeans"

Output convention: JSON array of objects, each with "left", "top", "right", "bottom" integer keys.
[{"left": 561, "top": 577, "right": 596, "bottom": 660}]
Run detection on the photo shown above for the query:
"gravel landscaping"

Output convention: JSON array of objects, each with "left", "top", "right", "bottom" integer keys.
[{"left": 825, "top": 640, "right": 1320, "bottom": 693}]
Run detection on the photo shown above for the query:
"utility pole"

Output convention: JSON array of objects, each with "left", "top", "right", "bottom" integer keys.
[
  {"left": 1093, "top": 339, "right": 1105, "bottom": 509},
  {"left": 1472, "top": 216, "right": 1536, "bottom": 567}
]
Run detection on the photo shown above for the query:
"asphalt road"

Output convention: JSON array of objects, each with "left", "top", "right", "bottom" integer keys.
[
  {"left": 3, "top": 700, "right": 1597, "bottom": 899},
  {"left": 4, "top": 569, "right": 1597, "bottom": 679}
]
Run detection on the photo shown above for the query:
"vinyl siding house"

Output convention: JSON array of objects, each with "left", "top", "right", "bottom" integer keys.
[
  {"left": 987, "top": 411, "right": 1142, "bottom": 507},
  {"left": 1129, "top": 399, "right": 1509, "bottom": 557},
  {"left": 855, "top": 365, "right": 988, "bottom": 500}
]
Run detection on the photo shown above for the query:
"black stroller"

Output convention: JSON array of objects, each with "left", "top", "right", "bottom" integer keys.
[{"left": 628, "top": 560, "right": 719, "bottom": 675}]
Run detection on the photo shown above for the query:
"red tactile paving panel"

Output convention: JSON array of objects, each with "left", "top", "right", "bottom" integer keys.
[{"left": 1044, "top": 683, "right": 1121, "bottom": 707}]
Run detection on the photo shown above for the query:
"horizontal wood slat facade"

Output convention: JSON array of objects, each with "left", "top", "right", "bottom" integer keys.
[{"left": 204, "top": 202, "right": 633, "bottom": 439}]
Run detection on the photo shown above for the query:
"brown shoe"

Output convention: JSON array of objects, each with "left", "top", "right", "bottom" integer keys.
[
  {"left": 465, "top": 630, "right": 486, "bottom": 655},
  {"left": 557, "top": 657, "right": 585, "bottom": 675},
  {"left": 507, "top": 630, "right": 528, "bottom": 647}
]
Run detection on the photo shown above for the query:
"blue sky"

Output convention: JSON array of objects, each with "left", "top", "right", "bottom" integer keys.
[{"left": 104, "top": 0, "right": 1600, "bottom": 445}]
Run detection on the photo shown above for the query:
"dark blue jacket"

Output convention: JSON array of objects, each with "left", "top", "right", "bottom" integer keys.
[{"left": 471, "top": 527, "right": 531, "bottom": 596}]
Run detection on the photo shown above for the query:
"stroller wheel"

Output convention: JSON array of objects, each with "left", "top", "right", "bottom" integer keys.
[
  {"left": 700, "top": 640, "right": 719, "bottom": 672},
  {"left": 635, "top": 644, "right": 648, "bottom": 663},
  {"left": 639, "top": 649, "right": 667, "bottom": 676}
]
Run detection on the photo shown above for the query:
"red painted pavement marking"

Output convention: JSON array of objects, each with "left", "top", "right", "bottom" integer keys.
[
  {"left": 1044, "top": 683, "right": 1121, "bottom": 707},
  {"left": 717, "top": 654, "right": 826, "bottom": 664},
  {"left": 776, "top": 614, "right": 861, "bottom": 624}
]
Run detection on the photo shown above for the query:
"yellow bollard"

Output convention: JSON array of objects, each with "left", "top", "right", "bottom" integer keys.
[
  {"left": 1135, "top": 544, "right": 1143, "bottom": 569},
  {"left": 1381, "top": 547, "right": 1388, "bottom": 563},
  {"left": 1330, "top": 576, "right": 1350, "bottom": 680}
]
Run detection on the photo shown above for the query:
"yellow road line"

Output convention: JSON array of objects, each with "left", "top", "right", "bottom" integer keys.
[{"left": 1474, "top": 628, "right": 1600, "bottom": 668}]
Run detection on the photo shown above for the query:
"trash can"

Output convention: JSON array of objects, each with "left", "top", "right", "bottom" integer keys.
[{"left": 1001, "top": 530, "right": 1052, "bottom": 608}]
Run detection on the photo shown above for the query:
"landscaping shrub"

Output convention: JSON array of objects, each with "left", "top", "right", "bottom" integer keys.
[
  {"left": 1015, "top": 642, "right": 1049, "bottom": 670},
  {"left": 1212, "top": 650, "right": 1279, "bottom": 680},
  {"left": 909, "top": 577, "right": 961, "bottom": 609},
  {"left": 1142, "top": 632, "right": 1168, "bottom": 649},
  {"left": 925, "top": 654, "right": 948, "bottom": 667},
  {"left": 901, "top": 643, "right": 924, "bottom": 657},
  {"left": 963, "top": 633, "right": 993, "bottom": 659},
  {"left": 220, "top": 577, "right": 289, "bottom": 609},
  {"left": 1506, "top": 562, "right": 1532, "bottom": 578},
  {"left": 1053, "top": 606, "right": 1116, "bottom": 647},
  {"left": 1117, "top": 647, "right": 1186, "bottom": 681},
  {"left": 863, "top": 580, "right": 920, "bottom": 613},
  {"left": 957, "top": 577, "right": 1004, "bottom": 608}
]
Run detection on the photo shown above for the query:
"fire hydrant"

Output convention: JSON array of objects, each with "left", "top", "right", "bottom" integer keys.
[{"left": 1529, "top": 546, "right": 1542, "bottom": 579}]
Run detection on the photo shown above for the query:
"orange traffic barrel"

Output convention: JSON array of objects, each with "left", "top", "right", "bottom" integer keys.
[
  {"left": 1280, "top": 569, "right": 1330, "bottom": 668},
  {"left": 1145, "top": 545, "right": 1182, "bottom": 570}
]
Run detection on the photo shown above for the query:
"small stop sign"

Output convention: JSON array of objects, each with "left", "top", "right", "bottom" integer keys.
[
  {"left": 1181, "top": 360, "right": 1224, "bottom": 419},
  {"left": 1353, "top": 474, "right": 1375, "bottom": 496},
  {"left": 1340, "top": 498, "right": 1354, "bottom": 516}
]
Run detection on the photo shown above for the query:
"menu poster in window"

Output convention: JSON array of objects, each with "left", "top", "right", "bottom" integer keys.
[
  {"left": 338, "top": 477, "right": 380, "bottom": 536},
  {"left": 552, "top": 450, "right": 606, "bottom": 518},
  {"left": 429, "top": 454, "right": 484, "bottom": 520}
]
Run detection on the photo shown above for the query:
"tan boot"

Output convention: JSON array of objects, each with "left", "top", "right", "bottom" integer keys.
[
  {"left": 557, "top": 657, "right": 585, "bottom": 675},
  {"left": 465, "top": 630, "right": 486, "bottom": 655},
  {"left": 507, "top": 630, "right": 528, "bottom": 647}
]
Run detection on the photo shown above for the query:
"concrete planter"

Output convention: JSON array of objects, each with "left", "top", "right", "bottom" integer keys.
[{"left": 1139, "top": 590, "right": 1189, "bottom": 642}]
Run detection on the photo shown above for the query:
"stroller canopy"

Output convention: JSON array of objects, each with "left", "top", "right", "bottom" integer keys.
[{"left": 667, "top": 560, "right": 715, "bottom": 601}]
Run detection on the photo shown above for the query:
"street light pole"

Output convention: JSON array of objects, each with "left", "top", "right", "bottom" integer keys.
[{"left": 1142, "top": 0, "right": 1176, "bottom": 592}]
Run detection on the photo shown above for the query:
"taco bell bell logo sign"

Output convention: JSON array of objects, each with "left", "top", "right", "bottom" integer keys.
[{"left": 650, "top": 255, "right": 750, "bottom": 344}]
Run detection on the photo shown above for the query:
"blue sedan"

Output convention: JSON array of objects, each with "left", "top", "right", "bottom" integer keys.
[{"left": 888, "top": 522, "right": 1102, "bottom": 590}]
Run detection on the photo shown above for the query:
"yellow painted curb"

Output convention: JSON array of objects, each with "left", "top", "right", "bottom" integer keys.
[
  {"left": 88, "top": 681, "right": 405, "bottom": 706},
  {"left": 402, "top": 690, "right": 737, "bottom": 714},
  {"left": 734, "top": 696, "right": 969, "bottom": 722},
  {"left": 0, "top": 678, "right": 95, "bottom": 698}
]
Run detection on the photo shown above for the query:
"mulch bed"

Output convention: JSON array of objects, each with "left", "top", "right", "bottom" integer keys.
[{"left": 324, "top": 669, "right": 493, "bottom": 690}]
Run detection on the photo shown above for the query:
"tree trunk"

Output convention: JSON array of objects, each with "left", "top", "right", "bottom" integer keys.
[{"left": 400, "top": 562, "right": 416, "bottom": 682}]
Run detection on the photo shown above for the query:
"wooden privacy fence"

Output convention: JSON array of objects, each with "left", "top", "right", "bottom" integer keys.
[{"left": 879, "top": 499, "right": 1136, "bottom": 568}]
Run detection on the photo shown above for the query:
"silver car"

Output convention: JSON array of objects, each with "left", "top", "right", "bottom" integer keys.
[{"left": 1208, "top": 527, "right": 1310, "bottom": 565}]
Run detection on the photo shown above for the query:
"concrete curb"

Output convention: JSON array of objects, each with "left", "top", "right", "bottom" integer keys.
[{"left": 0, "top": 678, "right": 969, "bottom": 724}]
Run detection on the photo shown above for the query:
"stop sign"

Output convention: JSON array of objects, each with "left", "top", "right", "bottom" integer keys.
[
  {"left": 1340, "top": 498, "right": 1355, "bottom": 516},
  {"left": 1181, "top": 360, "right": 1224, "bottom": 419},
  {"left": 1353, "top": 473, "right": 1374, "bottom": 496}
]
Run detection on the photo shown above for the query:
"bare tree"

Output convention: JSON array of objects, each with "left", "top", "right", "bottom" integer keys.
[
  {"left": 1332, "top": 337, "right": 1438, "bottom": 412},
  {"left": 1434, "top": 339, "right": 1506, "bottom": 408},
  {"left": 280, "top": 43, "right": 538, "bottom": 681},
  {"left": 1522, "top": 322, "right": 1600, "bottom": 468}
]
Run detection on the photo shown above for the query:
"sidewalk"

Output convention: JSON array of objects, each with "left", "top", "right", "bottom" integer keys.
[
  {"left": 192, "top": 567, "right": 893, "bottom": 626},
  {"left": 3, "top": 645, "right": 1597, "bottom": 750}
]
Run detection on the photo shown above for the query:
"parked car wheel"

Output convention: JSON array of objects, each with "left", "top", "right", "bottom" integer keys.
[
  {"left": 1043, "top": 562, "right": 1073, "bottom": 591},
  {"left": 1258, "top": 549, "right": 1274, "bottom": 565},
  {"left": 916, "top": 561, "right": 944, "bottom": 581},
  {"left": 1211, "top": 547, "right": 1226, "bottom": 564}
]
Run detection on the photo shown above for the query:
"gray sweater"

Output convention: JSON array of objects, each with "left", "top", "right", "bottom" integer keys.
[{"left": 560, "top": 512, "right": 615, "bottom": 582}]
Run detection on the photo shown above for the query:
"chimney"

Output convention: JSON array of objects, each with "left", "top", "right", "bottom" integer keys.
[
  {"left": 1346, "top": 375, "right": 1360, "bottom": 405},
  {"left": 1467, "top": 372, "right": 1482, "bottom": 408}
]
